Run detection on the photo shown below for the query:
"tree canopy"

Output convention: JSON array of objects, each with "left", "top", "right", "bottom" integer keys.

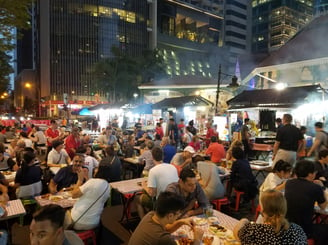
[
  {"left": 91, "top": 46, "right": 166, "bottom": 103},
  {"left": 0, "top": 0, "right": 32, "bottom": 92}
]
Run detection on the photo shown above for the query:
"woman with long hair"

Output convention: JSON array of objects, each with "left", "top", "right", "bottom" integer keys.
[
  {"left": 234, "top": 190, "right": 307, "bottom": 244},
  {"left": 14, "top": 150, "right": 42, "bottom": 198}
]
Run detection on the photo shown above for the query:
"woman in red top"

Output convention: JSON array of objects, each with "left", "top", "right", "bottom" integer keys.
[
  {"left": 188, "top": 135, "right": 201, "bottom": 152},
  {"left": 154, "top": 123, "right": 164, "bottom": 139}
]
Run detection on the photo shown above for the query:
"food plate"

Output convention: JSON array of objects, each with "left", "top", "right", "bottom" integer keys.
[
  {"left": 209, "top": 224, "right": 228, "bottom": 238},
  {"left": 251, "top": 161, "right": 269, "bottom": 166},
  {"left": 49, "top": 195, "right": 64, "bottom": 202},
  {"left": 193, "top": 217, "right": 207, "bottom": 226}
]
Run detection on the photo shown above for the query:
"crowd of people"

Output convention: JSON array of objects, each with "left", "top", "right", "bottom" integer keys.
[{"left": 0, "top": 113, "right": 327, "bottom": 244}]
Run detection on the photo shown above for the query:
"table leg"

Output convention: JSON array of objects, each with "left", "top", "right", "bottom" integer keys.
[{"left": 120, "top": 192, "right": 137, "bottom": 223}]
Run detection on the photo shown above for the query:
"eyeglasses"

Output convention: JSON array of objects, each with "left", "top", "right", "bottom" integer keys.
[
  {"left": 74, "top": 160, "right": 83, "bottom": 163},
  {"left": 73, "top": 164, "right": 82, "bottom": 167}
]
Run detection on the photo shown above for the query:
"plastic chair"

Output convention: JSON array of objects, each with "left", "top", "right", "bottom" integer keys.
[
  {"left": 233, "top": 190, "right": 255, "bottom": 212},
  {"left": 307, "top": 238, "right": 315, "bottom": 245},
  {"left": 76, "top": 229, "right": 97, "bottom": 245},
  {"left": 254, "top": 204, "right": 261, "bottom": 221},
  {"left": 211, "top": 197, "right": 229, "bottom": 211}
]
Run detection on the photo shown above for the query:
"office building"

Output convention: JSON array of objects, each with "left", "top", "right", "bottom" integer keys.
[{"left": 252, "top": 0, "right": 313, "bottom": 53}]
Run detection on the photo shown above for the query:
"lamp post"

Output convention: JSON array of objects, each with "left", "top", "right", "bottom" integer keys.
[
  {"left": 24, "top": 82, "right": 41, "bottom": 117},
  {"left": 215, "top": 65, "right": 221, "bottom": 115}
]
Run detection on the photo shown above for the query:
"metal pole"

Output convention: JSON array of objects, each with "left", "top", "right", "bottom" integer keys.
[{"left": 215, "top": 64, "right": 221, "bottom": 115}]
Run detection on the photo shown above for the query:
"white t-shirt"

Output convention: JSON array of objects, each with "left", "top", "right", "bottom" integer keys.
[
  {"left": 23, "top": 138, "right": 34, "bottom": 148},
  {"left": 260, "top": 172, "right": 284, "bottom": 193},
  {"left": 147, "top": 163, "right": 179, "bottom": 198},
  {"left": 71, "top": 178, "right": 110, "bottom": 230},
  {"left": 47, "top": 148, "right": 69, "bottom": 165},
  {"left": 34, "top": 131, "right": 47, "bottom": 145},
  {"left": 84, "top": 155, "right": 99, "bottom": 178}
]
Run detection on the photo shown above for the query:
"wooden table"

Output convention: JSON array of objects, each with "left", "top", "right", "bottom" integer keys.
[
  {"left": 0, "top": 199, "right": 26, "bottom": 221},
  {"left": 35, "top": 192, "right": 77, "bottom": 209},
  {"left": 172, "top": 210, "right": 239, "bottom": 243},
  {"left": 110, "top": 177, "right": 146, "bottom": 222}
]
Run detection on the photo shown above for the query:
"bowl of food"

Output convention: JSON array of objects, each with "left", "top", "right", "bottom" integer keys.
[
  {"left": 208, "top": 216, "right": 219, "bottom": 225},
  {"left": 193, "top": 217, "right": 207, "bottom": 226},
  {"left": 176, "top": 237, "right": 193, "bottom": 245}
]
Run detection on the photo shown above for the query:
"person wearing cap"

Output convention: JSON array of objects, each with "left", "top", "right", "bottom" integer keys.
[
  {"left": 47, "top": 140, "right": 71, "bottom": 168},
  {"left": 166, "top": 168, "right": 209, "bottom": 218},
  {"left": 206, "top": 136, "right": 226, "bottom": 164},
  {"left": 170, "top": 146, "right": 195, "bottom": 171}
]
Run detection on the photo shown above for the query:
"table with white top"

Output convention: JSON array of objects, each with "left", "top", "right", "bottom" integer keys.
[
  {"left": 110, "top": 177, "right": 146, "bottom": 222},
  {"left": 250, "top": 160, "right": 273, "bottom": 178},
  {"left": 35, "top": 192, "right": 77, "bottom": 209},
  {"left": 172, "top": 210, "right": 240, "bottom": 244},
  {"left": 0, "top": 199, "right": 26, "bottom": 221}
]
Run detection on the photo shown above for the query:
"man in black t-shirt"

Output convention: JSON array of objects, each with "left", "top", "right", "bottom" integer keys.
[
  {"left": 285, "top": 160, "right": 327, "bottom": 245},
  {"left": 272, "top": 114, "right": 303, "bottom": 167}
]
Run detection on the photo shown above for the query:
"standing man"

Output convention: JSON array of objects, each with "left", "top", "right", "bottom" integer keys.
[
  {"left": 167, "top": 118, "right": 179, "bottom": 147},
  {"left": 275, "top": 118, "right": 283, "bottom": 130},
  {"left": 136, "top": 147, "right": 179, "bottom": 218},
  {"left": 204, "top": 122, "right": 217, "bottom": 147},
  {"left": 307, "top": 122, "right": 328, "bottom": 158},
  {"left": 240, "top": 118, "right": 251, "bottom": 158},
  {"left": 166, "top": 168, "right": 209, "bottom": 218},
  {"left": 272, "top": 114, "right": 303, "bottom": 167}
]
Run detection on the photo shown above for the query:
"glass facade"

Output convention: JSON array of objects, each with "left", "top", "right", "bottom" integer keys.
[
  {"left": 48, "top": 0, "right": 149, "bottom": 97},
  {"left": 252, "top": 0, "right": 313, "bottom": 53},
  {"left": 159, "top": 1, "right": 222, "bottom": 46}
]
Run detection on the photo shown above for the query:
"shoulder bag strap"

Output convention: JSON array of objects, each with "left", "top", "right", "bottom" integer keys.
[{"left": 71, "top": 182, "right": 109, "bottom": 227}]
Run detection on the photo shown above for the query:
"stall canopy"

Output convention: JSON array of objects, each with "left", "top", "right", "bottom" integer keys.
[
  {"left": 227, "top": 85, "right": 326, "bottom": 110},
  {"left": 131, "top": 104, "right": 152, "bottom": 114},
  {"left": 152, "top": 95, "right": 213, "bottom": 109}
]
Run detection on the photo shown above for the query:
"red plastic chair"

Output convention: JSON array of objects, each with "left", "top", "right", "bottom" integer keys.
[
  {"left": 234, "top": 189, "right": 255, "bottom": 212},
  {"left": 307, "top": 238, "right": 315, "bottom": 245},
  {"left": 254, "top": 204, "right": 261, "bottom": 221},
  {"left": 76, "top": 229, "right": 97, "bottom": 245},
  {"left": 211, "top": 197, "right": 229, "bottom": 211}
]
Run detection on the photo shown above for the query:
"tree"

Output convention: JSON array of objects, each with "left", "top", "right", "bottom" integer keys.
[
  {"left": 91, "top": 46, "right": 166, "bottom": 103},
  {"left": 0, "top": 0, "right": 32, "bottom": 92}
]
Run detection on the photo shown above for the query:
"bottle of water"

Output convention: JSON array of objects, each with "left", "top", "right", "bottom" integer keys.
[{"left": 268, "top": 152, "right": 273, "bottom": 165}]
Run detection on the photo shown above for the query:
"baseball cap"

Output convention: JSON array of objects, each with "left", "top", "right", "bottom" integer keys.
[{"left": 184, "top": 146, "right": 196, "bottom": 154}]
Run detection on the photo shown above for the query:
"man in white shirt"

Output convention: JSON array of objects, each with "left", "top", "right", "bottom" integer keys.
[
  {"left": 137, "top": 147, "right": 179, "bottom": 218},
  {"left": 47, "top": 140, "right": 71, "bottom": 174}
]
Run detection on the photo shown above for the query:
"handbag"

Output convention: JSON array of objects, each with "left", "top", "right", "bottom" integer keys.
[{"left": 67, "top": 183, "right": 109, "bottom": 230}]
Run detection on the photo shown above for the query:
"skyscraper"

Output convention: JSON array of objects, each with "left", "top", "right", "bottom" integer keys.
[
  {"left": 252, "top": 0, "right": 313, "bottom": 54},
  {"left": 15, "top": 0, "right": 150, "bottom": 116}
]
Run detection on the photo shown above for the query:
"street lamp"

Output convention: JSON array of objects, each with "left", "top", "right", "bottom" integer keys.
[{"left": 24, "top": 82, "right": 41, "bottom": 117}]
